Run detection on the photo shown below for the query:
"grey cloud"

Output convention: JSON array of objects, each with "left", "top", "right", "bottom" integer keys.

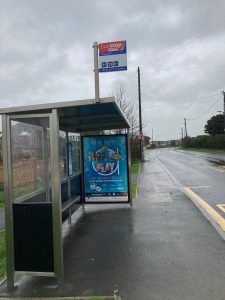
[{"left": 0, "top": 0, "right": 225, "bottom": 139}]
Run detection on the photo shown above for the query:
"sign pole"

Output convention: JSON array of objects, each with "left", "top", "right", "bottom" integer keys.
[{"left": 93, "top": 41, "right": 100, "bottom": 103}]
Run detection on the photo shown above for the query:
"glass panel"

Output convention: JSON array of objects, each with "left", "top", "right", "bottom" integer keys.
[
  {"left": 59, "top": 131, "right": 67, "bottom": 180},
  {"left": 10, "top": 117, "right": 51, "bottom": 203},
  {"left": 68, "top": 133, "right": 80, "bottom": 175}
]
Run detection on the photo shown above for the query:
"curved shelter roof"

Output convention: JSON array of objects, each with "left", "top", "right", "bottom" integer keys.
[{"left": 0, "top": 97, "right": 130, "bottom": 132}]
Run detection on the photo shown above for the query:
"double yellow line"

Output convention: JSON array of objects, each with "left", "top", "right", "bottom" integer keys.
[{"left": 184, "top": 187, "right": 225, "bottom": 231}]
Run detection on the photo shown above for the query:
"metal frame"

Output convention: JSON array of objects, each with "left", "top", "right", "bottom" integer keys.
[
  {"left": 2, "top": 114, "right": 14, "bottom": 290},
  {"left": 65, "top": 131, "right": 72, "bottom": 224},
  {"left": 1, "top": 97, "right": 131, "bottom": 290},
  {"left": 3, "top": 111, "right": 64, "bottom": 289},
  {"left": 127, "top": 129, "right": 133, "bottom": 207},
  {"left": 50, "top": 109, "right": 63, "bottom": 281},
  {"left": 81, "top": 133, "right": 131, "bottom": 205}
]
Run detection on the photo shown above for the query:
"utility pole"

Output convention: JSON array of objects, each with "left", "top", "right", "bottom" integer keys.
[
  {"left": 222, "top": 91, "right": 225, "bottom": 134},
  {"left": 152, "top": 128, "right": 153, "bottom": 145},
  {"left": 138, "top": 67, "right": 143, "bottom": 161},
  {"left": 184, "top": 118, "right": 188, "bottom": 137},
  {"left": 181, "top": 127, "right": 184, "bottom": 146}
]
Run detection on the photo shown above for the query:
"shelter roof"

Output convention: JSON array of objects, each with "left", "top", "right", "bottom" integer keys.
[{"left": 0, "top": 97, "right": 130, "bottom": 132}]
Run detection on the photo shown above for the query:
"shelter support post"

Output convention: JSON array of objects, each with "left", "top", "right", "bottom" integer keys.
[
  {"left": 50, "top": 109, "right": 63, "bottom": 282},
  {"left": 127, "top": 129, "right": 133, "bottom": 207},
  {"left": 65, "top": 131, "right": 71, "bottom": 225},
  {"left": 43, "top": 127, "right": 50, "bottom": 202},
  {"left": 80, "top": 134, "right": 85, "bottom": 212},
  {"left": 2, "top": 114, "right": 15, "bottom": 290}
]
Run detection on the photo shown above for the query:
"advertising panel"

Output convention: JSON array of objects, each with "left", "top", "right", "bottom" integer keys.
[
  {"left": 98, "top": 40, "right": 127, "bottom": 72},
  {"left": 82, "top": 135, "right": 129, "bottom": 202}
]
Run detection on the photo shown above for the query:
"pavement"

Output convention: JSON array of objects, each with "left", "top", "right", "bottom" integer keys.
[{"left": 2, "top": 150, "right": 225, "bottom": 299}]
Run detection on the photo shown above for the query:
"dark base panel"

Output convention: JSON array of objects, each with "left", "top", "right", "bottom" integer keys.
[{"left": 13, "top": 203, "right": 54, "bottom": 273}]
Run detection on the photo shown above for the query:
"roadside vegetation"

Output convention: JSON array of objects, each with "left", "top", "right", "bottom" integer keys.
[
  {"left": 181, "top": 114, "right": 225, "bottom": 152},
  {"left": 131, "top": 160, "right": 140, "bottom": 199},
  {"left": 183, "top": 135, "right": 225, "bottom": 150}
]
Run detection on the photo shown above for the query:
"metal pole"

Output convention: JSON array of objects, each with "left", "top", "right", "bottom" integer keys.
[
  {"left": 138, "top": 67, "right": 143, "bottom": 160},
  {"left": 43, "top": 127, "right": 50, "bottom": 202},
  {"left": 93, "top": 42, "right": 100, "bottom": 103},
  {"left": 50, "top": 109, "right": 63, "bottom": 282},
  {"left": 65, "top": 132, "right": 71, "bottom": 225},
  {"left": 2, "top": 114, "right": 15, "bottom": 290},
  {"left": 127, "top": 129, "right": 133, "bottom": 207}
]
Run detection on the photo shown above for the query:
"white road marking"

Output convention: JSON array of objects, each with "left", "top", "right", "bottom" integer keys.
[{"left": 186, "top": 186, "right": 210, "bottom": 189}]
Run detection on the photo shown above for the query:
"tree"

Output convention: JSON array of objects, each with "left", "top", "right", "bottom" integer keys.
[
  {"left": 144, "top": 135, "right": 151, "bottom": 146},
  {"left": 204, "top": 114, "right": 224, "bottom": 135},
  {"left": 114, "top": 85, "right": 139, "bottom": 137}
]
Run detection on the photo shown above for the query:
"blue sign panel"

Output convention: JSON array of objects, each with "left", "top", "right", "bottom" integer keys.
[{"left": 82, "top": 135, "right": 129, "bottom": 202}]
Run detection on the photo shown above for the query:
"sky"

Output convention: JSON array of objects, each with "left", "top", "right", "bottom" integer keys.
[{"left": 0, "top": 0, "right": 225, "bottom": 140}]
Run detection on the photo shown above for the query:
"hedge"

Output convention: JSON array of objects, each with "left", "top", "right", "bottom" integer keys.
[{"left": 183, "top": 135, "right": 225, "bottom": 149}]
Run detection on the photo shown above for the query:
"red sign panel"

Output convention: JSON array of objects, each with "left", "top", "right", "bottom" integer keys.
[{"left": 99, "top": 41, "right": 126, "bottom": 54}]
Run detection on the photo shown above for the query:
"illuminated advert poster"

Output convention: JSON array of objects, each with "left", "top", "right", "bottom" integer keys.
[{"left": 82, "top": 135, "right": 129, "bottom": 202}]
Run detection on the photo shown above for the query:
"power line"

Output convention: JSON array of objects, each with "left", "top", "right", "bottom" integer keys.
[
  {"left": 187, "top": 96, "right": 223, "bottom": 120},
  {"left": 143, "top": 93, "right": 220, "bottom": 109}
]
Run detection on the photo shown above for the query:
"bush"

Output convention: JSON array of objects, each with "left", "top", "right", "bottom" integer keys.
[{"left": 183, "top": 135, "right": 225, "bottom": 149}]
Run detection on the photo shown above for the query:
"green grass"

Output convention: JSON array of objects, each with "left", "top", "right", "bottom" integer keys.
[
  {"left": 0, "top": 229, "right": 6, "bottom": 280},
  {"left": 180, "top": 148, "right": 225, "bottom": 155},
  {"left": 131, "top": 160, "right": 141, "bottom": 199},
  {"left": 131, "top": 160, "right": 141, "bottom": 174},
  {"left": 132, "top": 183, "right": 137, "bottom": 199}
]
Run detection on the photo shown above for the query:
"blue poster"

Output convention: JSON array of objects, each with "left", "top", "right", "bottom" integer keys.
[{"left": 82, "top": 135, "right": 129, "bottom": 202}]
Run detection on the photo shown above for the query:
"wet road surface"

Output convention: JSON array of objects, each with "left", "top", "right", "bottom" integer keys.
[{"left": 153, "top": 148, "right": 225, "bottom": 237}]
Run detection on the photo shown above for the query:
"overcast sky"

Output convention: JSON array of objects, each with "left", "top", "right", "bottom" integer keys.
[{"left": 0, "top": 0, "right": 225, "bottom": 140}]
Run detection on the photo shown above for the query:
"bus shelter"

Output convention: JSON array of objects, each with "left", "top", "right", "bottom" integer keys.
[{"left": 0, "top": 97, "right": 131, "bottom": 290}]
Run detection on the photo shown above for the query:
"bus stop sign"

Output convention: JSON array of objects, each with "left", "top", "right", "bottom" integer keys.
[{"left": 98, "top": 40, "right": 127, "bottom": 72}]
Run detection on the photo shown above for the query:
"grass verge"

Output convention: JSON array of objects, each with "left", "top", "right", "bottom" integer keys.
[
  {"left": 131, "top": 160, "right": 141, "bottom": 199},
  {"left": 180, "top": 148, "right": 225, "bottom": 155},
  {"left": 132, "top": 183, "right": 137, "bottom": 199},
  {"left": 0, "top": 229, "right": 6, "bottom": 280},
  {"left": 131, "top": 160, "right": 141, "bottom": 174}
]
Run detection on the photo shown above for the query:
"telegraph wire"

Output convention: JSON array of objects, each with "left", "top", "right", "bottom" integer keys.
[{"left": 186, "top": 96, "right": 223, "bottom": 120}]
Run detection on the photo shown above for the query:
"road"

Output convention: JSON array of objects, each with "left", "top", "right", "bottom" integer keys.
[{"left": 151, "top": 147, "right": 225, "bottom": 238}]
